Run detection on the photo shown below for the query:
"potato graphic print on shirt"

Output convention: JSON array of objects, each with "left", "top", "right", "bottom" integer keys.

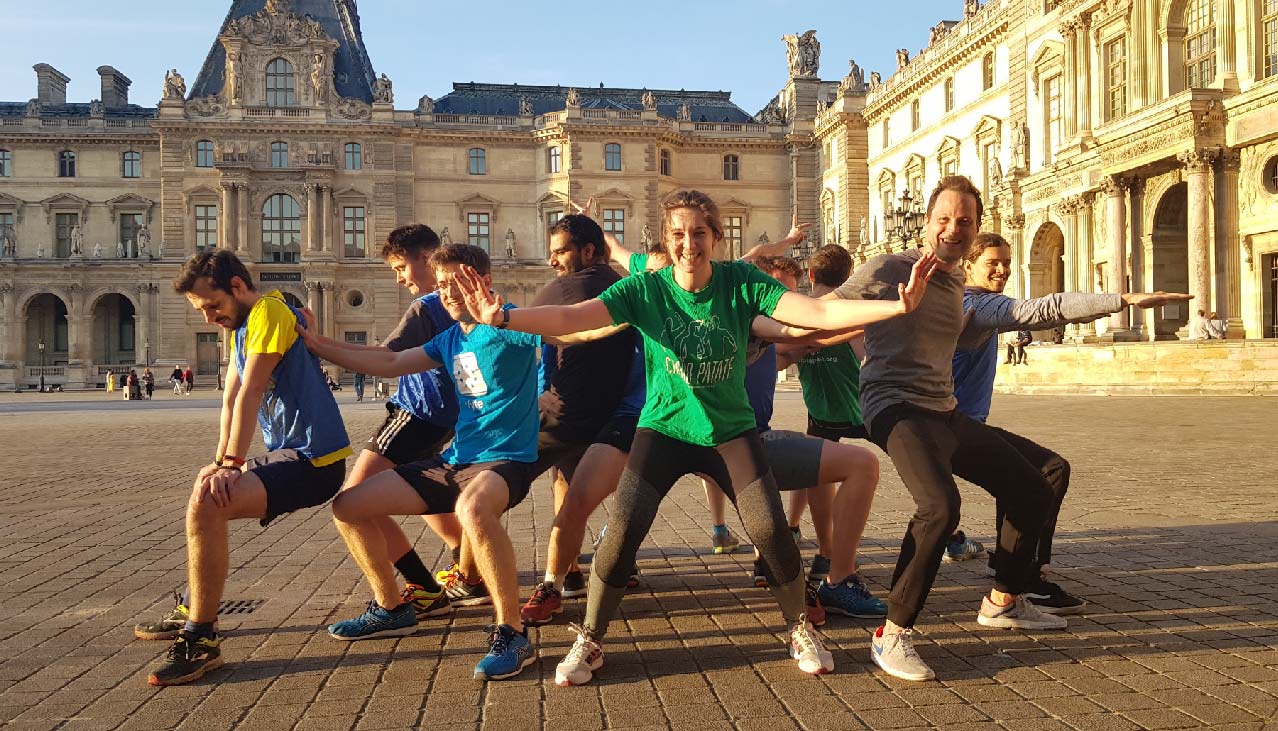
[
  {"left": 452, "top": 351, "right": 489, "bottom": 396},
  {"left": 663, "top": 315, "right": 738, "bottom": 388}
]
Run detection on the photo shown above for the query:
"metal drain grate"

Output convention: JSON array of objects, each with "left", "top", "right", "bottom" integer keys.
[{"left": 218, "top": 599, "right": 266, "bottom": 615}]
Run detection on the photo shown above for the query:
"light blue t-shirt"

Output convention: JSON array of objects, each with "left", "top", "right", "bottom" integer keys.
[{"left": 422, "top": 314, "right": 542, "bottom": 464}]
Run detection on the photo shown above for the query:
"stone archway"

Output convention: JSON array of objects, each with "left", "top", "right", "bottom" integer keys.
[
  {"left": 1148, "top": 182, "right": 1189, "bottom": 339},
  {"left": 1028, "top": 222, "right": 1066, "bottom": 341},
  {"left": 91, "top": 293, "right": 137, "bottom": 366},
  {"left": 23, "top": 293, "right": 69, "bottom": 386}
]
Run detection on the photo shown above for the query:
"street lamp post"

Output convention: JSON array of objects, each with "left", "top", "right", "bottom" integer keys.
[
  {"left": 888, "top": 190, "right": 925, "bottom": 251},
  {"left": 37, "top": 340, "right": 46, "bottom": 392},
  {"left": 144, "top": 340, "right": 151, "bottom": 368}
]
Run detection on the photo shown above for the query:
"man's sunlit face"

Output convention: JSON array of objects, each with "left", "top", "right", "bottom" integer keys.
[
  {"left": 924, "top": 189, "right": 980, "bottom": 266},
  {"left": 548, "top": 232, "right": 588, "bottom": 277},
  {"left": 185, "top": 278, "right": 251, "bottom": 330},
  {"left": 386, "top": 251, "right": 436, "bottom": 295},
  {"left": 964, "top": 244, "right": 1012, "bottom": 293},
  {"left": 665, "top": 208, "right": 718, "bottom": 274},
  {"left": 434, "top": 262, "right": 485, "bottom": 322}
]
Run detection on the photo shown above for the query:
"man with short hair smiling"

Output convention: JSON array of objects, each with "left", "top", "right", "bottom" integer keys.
[
  {"left": 139, "top": 250, "right": 351, "bottom": 686},
  {"left": 833, "top": 176, "right": 1067, "bottom": 682}
]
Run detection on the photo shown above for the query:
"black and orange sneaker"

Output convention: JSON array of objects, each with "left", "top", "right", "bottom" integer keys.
[
  {"left": 134, "top": 591, "right": 189, "bottom": 641},
  {"left": 402, "top": 583, "right": 452, "bottom": 620}
]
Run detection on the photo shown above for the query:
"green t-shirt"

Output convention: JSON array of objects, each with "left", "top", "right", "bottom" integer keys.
[
  {"left": 797, "top": 343, "right": 863, "bottom": 426},
  {"left": 627, "top": 253, "right": 648, "bottom": 276},
  {"left": 597, "top": 260, "right": 788, "bottom": 446}
]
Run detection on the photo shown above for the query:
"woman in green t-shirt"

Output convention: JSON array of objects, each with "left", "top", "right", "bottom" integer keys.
[{"left": 456, "top": 189, "right": 936, "bottom": 685}]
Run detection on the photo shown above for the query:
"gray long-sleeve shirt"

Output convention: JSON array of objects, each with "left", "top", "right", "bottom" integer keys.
[{"left": 957, "top": 291, "right": 1125, "bottom": 351}]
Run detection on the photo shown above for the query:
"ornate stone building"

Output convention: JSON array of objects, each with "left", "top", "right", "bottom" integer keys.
[{"left": 0, "top": 1, "right": 842, "bottom": 389}]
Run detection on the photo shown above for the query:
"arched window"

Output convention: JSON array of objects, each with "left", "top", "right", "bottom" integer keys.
[
  {"left": 262, "top": 194, "right": 301, "bottom": 263},
  {"left": 265, "top": 58, "right": 296, "bottom": 107},
  {"left": 659, "top": 148, "right": 671, "bottom": 176},
  {"left": 982, "top": 52, "right": 996, "bottom": 90},
  {"left": 548, "top": 146, "right": 561, "bottom": 174},
  {"left": 0, "top": 149, "right": 11, "bottom": 177},
  {"left": 604, "top": 143, "right": 622, "bottom": 171},
  {"left": 1184, "top": 0, "right": 1217, "bottom": 88},
  {"left": 723, "top": 154, "right": 740, "bottom": 181},
  {"left": 196, "top": 140, "right": 214, "bottom": 168},
  {"left": 58, "top": 150, "right": 76, "bottom": 178},
  {"left": 345, "top": 143, "right": 362, "bottom": 170},
  {"left": 468, "top": 148, "right": 486, "bottom": 175},
  {"left": 122, "top": 151, "right": 141, "bottom": 178},
  {"left": 271, "top": 141, "right": 288, "bottom": 169},
  {"left": 911, "top": 99, "right": 921, "bottom": 131}
]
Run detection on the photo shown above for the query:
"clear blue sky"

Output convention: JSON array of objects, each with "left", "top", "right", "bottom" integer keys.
[{"left": 0, "top": 0, "right": 959, "bottom": 114}]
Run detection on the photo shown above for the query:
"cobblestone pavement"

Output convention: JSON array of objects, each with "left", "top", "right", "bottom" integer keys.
[{"left": 1, "top": 392, "right": 1277, "bottom": 731}]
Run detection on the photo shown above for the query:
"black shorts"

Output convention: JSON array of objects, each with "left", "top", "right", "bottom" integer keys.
[
  {"left": 393, "top": 456, "right": 538, "bottom": 514},
  {"left": 806, "top": 415, "right": 869, "bottom": 442},
  {"left": 364, "top": 403, "right": 454, "bottom": 465},
  {"left": 248, "top": 449, "right": 346, "bottom": 527},
  {"left": 530, "top": 430, "right": 589, "bottom": 484},
  {"left": 761, "top": 430, "right": 825, "bottom": 491},
  {"left": 592, "top": 413, "right": 639, "bottom": 453}
]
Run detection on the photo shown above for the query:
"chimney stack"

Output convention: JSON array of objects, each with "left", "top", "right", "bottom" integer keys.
[
  {"left": 33, "top": 63, "right": 70, "bottom": 106},
  {"left": 97, "top": 66, "right": 132, "bottom": 107}
]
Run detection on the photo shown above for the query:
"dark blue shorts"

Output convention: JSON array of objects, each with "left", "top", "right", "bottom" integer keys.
[{"left": 247, "top": 449, "right": 346, "bottom": 526}]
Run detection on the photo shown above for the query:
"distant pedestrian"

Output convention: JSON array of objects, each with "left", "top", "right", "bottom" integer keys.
[
  {"left": 182, "top": 367, "right": 194, "bottom": 395},
  {"left": 170, "top": 367, "right": 184, "bottom": 395},
  {"left": 143, "top": 368, "right": 155, "bottom": 399},
  {"left": 127, "top": 369, "right": 142, "bottom": 401},
  {"left": 352, "top": 371, "right": 366, "bottom": 401},
  {"left": 1014, "top": 330, "right": 1032, "bottom": 365},
  {"left": 106, "top": 371, "right": 116, "bottom": 394}
]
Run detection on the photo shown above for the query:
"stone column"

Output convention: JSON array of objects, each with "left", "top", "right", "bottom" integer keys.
[
  {"left": 220, "top": 183, "right": 237, "bottom": 250},
  {"left": 237, "top": 185, "right": 250, "bottom": 262},
  {"left": 1216, "top": 0, "right": 1238, "bottom": 91},
  {"left": 66, "top": 285, "right": 88, "bottom": 364},
  {"left": 1076, "top": 15, "right": 1093, "bottom": 139},
  {"left": 1005, "top": 213, "right": 1027, "bottom": 298},
  {"left": 321, "top": 186, "right": 334, "bottom": 254},
  {"left": 1077, "top": 193, "right": 1097, "bottom": 337},
  {"left": 1059, "top": 196, "right": 1082, "bottom": 337},
  {"left": 321, "top": 282, "right": 335, "bottom": 339},
  {"left": 1216, "top": 149, "right": 1244, "bottom": 336},
  {"left": 1103, "top": 176, "right": 1132, "bottom": 336},
  {"left": 305, "top": 281, "right": 319, "bottom": 318},
  {"left": 0, "top": 283, "right": 14, "bottom": 363},
  {"left": 306, "top": 184, "right": 320, "bottom": 253},
  {"left": 1130, "top": 0, "right": 1148, "bottom": 109},
  {"left": 134, "top": 284, "right": 152, "bottom": 366},
  {"left": 1060, "top": 20, "right": 1078, "bottom": 137},
  {"left": 1178, "top": 148, "right": 1217, "bottom": 339}
]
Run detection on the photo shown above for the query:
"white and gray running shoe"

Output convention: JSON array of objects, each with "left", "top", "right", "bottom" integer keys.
[
  {"left": 789, "top": 614, "right": 834, "bottom": 675},
  {"left": 977, "top": 594, "right": 1068, "bottom": 630},
  {"left": 870, "top": 626, "right": 935, "bottom": 681}
]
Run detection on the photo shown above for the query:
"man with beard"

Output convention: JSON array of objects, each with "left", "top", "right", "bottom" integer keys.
[
  {"left": 141, "top": 250, "right": 351, "bottom": 686},
  {"left": 832, "top": 176, "right": 1069, "bottom": 682}
]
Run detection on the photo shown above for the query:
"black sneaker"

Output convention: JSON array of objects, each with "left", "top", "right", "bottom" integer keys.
[
  {"left": 562, "top": 570, "right": 588, "bottom": 598},
  {"left": 809, "top": 555, "right": 831, "bottom": 584},
  {"left": 443, "top": 575, "right": 492, "bottom": 607},
  {"left": 134, "top": 591, "right": 190, "bottom": 641},
  {"left": 752, "top": 559, "right": 768, "bottom": 588},
  {"left": 147, "top": 631, "right": 223, "bottom": 686},
  {"left": 626, "top": 565, "right": 640, "bottom": 589},
  {"left": 1023, "top": 577, "right": 1087, "bottom": 615}
]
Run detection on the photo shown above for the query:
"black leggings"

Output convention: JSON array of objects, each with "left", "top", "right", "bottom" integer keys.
[{"left": 584, "top": 428, "right": 806, "bottom": 638}]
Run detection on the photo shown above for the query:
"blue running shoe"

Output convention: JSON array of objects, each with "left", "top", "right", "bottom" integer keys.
[
  {"left": 942, "top": 531, "right": 988, "bottom": 562},
  {"left": 474, "top": 624, "right": 536, "bottom": 680},
  {"left": 817, "top": 575, "right": 887, "bottom": 618},
  {"left": 327, "top": 600, "right": 417, "bottom": 641}
]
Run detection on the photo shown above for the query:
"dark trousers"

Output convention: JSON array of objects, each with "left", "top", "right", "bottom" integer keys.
[
  {"left": 991, "top": 431, "right": 1070, "bottom": 571},
  {"left": 870, "top": 404, "right": 1054, "bottom": 628}
]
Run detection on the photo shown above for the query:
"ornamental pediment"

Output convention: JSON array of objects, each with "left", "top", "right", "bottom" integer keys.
[
  {"left": 40, "top": 193, "right": 90, "bottom": 224},
  {"left": 223, "top": 1, "right": 330, "bottom": 46}
]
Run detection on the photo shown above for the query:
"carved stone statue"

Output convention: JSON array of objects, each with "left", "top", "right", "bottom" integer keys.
[
  {"left": 641, "top": 223, "right": 653, "bottom": 247},
  {"left": 70, "top": 226, "right": 84, "bottom": 257},
  {"left": 90, "top": 99, "right": 104, "bottom": 116},
  {"left": 226, "top": 51, "right": 244, "bottom": 105},
  {"left": 641, "top": 90, "right": 656, "bottom": 111},
  {"left": 37, "top": 245, "right": 46, "bottom": 259},
  {"left": 757, "top": 231, "right": 770, "bottom": 245},
  {"left": 265, "top": 0, "right": 291, "bottom": 14},
  {"left": 311, "top": 52, "right": 327, "bottom": 101},
  {"left": 93, "top": 242, "right": 102, "bottom": 258},
  {"left": 965, "top": 0, "right": 981, "bottom": 17},
  {"left": 137, "top": 225, "right": 152, "bottom": 258},
  {"left": 859, "top": 216, "right": 868, "bottom": 245},
  {"left": 1011, "top": 122, "right": 1029, "bottom": 170},
  {"left": 677, "top": 103, "right": 691, "bottom": 121},
  {"left": 519, "top": 96, "right": 533, "bottom": 116},
  {"left": 439, "top": 227, "right": 451, "bottom": 245},
  {"left": 846, "top": 59, "right": 864, "bottom": 89},
  {"left": 416, "top": 95, "right": 434, "bottom": 114},
  {"left": 990, "top": 156, "right": 1004, "bottom": 186},
  {"left": 1, "top": 227, "right": 14, "bottom": 257},
  {"left": 896, "top": 49, "right": 911, "bottom": 69},
  {"left": 373, "top": 74, "right": 394, "bottom": 104},
  {"left": 782, "top": 30, "right": 821, "bottom": 78},
  {"left": 870, "top": 71, "right": 883, "bottom": 89},
  {"left": 116, "top": 241, "right": 125, "bottom": 258},
  {"left": 565, "top": 87, "right": 581, "bottom": 108},
  {"left": 929, "top": 24, "right": 946, "bottom": 44},
  {"left": 163, "top": 69, "right": 186, "bottom": 100},
  {"left": 504, "top": 229, "right": 517, "bottom": 259},
  {"left": 25, "top": 99, "right": 40, "bottom": 117}
]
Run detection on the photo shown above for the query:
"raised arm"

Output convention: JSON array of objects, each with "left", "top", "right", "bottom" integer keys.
[
  {"left": 552, "top": 322, "right": 631, "bottom": 345},
  {"left": 741, "top": 211, "right": 811, "bottom": 261},
  {"left": 294, "top": 322, "right": 439, "bottom": 377},
  {"left": 297, "top": 307, "right": 390, "bottom": 353},
  {"left": 456, "top": 265, "right": 615, "bottom": 336},
  {"left": 770, "top": 253, "right": 938, "bottom": 330},
  {"left": 967, "top": 290, "right": 1193, "bottom": 333}
]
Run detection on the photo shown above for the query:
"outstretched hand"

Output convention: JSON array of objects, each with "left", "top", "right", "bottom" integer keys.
[
  {"left": 1121, "top": 291, "right": 1193, "bottom": 309},
  {"left": 898, "top": 253, "right": 939, "bottom": 313},
  {"left": 568, "top": 196, "right": 596, "bottom": 217},
  {"left": 456, "top": 265, "right": 506, "bottom": 325},
  {"left": 785, "top": 210, "right": 812, "bottom": 245}
]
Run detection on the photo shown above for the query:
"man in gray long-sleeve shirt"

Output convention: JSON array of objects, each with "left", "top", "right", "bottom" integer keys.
[
  {"left": 951, "top": 233, "right": 1190, "bottom": 615},
  {"left": 833, "top": 176, "right": 1069, "bottom": 683}
]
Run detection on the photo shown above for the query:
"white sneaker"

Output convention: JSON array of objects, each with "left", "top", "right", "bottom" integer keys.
[
  {"left": 555, "top": 623, "right": 604, "bottom": 686},
  {"left": 870, "top": 626, "right": 935, "bottom": 681},
  {"left": 977, "top": 594, "right": 1068, "bottom": 630},
  {"left": 788, "top": 614, "right": 834, "bottom": 675}
]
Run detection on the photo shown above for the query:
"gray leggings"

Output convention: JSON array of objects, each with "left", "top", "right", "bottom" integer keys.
[{"left": 584, "top": 428, "right": 806, "bottom": 638}]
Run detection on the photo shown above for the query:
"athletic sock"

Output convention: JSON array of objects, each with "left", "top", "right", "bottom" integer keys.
[
  {"left": 395, "top": 551, "right": 440, "bottom": 593},
  {"left": 451, "top": 544, "right": 461, "bottom": 565},
  {"left": 182, "top": 620, "right": 215, "bottom": 637},
  {"left": 545, "top": 572, "right": 566, "bottom": 591},
  {"left": 712, "top": 524, "right": 729, "bottom": 536}
]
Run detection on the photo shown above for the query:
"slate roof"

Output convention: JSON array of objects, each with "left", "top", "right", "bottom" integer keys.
[
  {"left": 0, "top": 102, "right": 155, "bottom": 119},
  {"left": 434, "top": 82, "right": 754, "bottom": 123},
  {"left": 189, "top": 0, "right": 377, "bottom": 103}
]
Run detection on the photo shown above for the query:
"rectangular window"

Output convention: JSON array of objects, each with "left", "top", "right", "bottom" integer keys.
[
  {"left": 196, "top": 142, "right": 214, "bottom": 168},
  {"left": 724, "top": 216, "right": 743, "bottom": 259},
  {"left": 195, "top": 205, "right": 218, "bottom": 250},
  {"left": 0, "top": 150, "right": 11, "bottom": 177},
  {"left": 1264, "top": 0, "right": 1278, "bottom": 78},
  {"left": 344, "top": 331, "right": 368, "bottom": 346},
  {"left": 0, "top": 213, "right": 13, "bottom": 248},
  {"left": 54, "top": 213, "right": 78, "bottom": 258},
  {"left": 659, "top": 149, "right": 671, "bottom": 176},
  {"left": 942, "top": 158, "right": 957, "bottom": 176},
  {"left": 882, "top": 120, "right": 890, "bottom": 148},
  {"left": 122, "top": 152, "right": 141, "bottom": 179},
  {"left": 944, "top": 78, "right": 955, "bottom": 112},
  {"left": 1045, "top": 75, "right": 1062, "bottom": 163},
  {"left": 468, "top": 148, "right": 486, "bottom": 175},
  {"left": 467, "top": 212, "right": 490, "bottom": 251},
  {"left": 548, "top": 146, "right": 561, "bottom": 174},
  {"left": 1105, "top": 37, "right": 1127, "bottom": 121},
  {"left": 343, "top": 207, "right": 366, "bottom": 258},
  {"left": 602, "top": 208, "right": 625, "bottom": 244},
  {"left": 120, "top": 214, "right": 143, "bottom": 254},
  {"left": 911, "top": 100, "right": 920, "bottom": 131},
  {"left": 604, "top": 143, "right": 622, "bottom": 171},
  {"left": 982, "top": 140, "right": 998, "bottom": 193}
]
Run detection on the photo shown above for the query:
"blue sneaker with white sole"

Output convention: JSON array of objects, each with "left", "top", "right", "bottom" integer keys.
[
  {"left": 328, "top": 600, "right": 417, "bottom": 641},
  {"left": 473, "top": 624, "right": 536, "bottom": 680}
]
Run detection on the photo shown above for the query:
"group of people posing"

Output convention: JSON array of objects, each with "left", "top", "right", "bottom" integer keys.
[{"left": 134, "top": 176, "right": 1189, "bottom": 689}]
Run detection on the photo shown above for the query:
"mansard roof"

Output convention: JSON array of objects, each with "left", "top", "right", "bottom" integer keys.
[
  {"left": 434, "top": 83, "right": 754, "bottom": 123},
  {"left": 190, "top": 0, "right": 377, "bottom": 103},
  {"left": 0, "top": 103, "right": 154, "bottom": 119}
]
